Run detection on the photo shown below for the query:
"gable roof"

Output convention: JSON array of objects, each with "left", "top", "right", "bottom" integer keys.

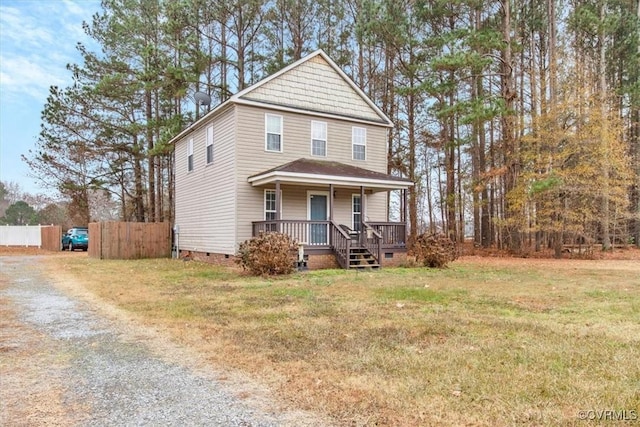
[
  {"left": 169, "top": 50, "right": 392, "bottom": 145},
  {"left": 233, "top": 50, "right": 393, "bottom": 127},
  {"left": 248, "top": 158, "right": 413, "bottom": 191}
]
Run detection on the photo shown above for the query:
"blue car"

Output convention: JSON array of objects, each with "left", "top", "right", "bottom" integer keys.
[{"left": 62, "top": 227, "right": 89, "bottom": 251}]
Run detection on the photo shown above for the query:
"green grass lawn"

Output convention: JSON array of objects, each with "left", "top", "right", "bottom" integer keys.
[{"left": 46, "top": 255, "right": 640, "bottom": 426}]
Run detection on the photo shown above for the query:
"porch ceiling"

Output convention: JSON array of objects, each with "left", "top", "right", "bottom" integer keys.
[{"left": 247, "top": 158, "right": 413, "bottom": 191}]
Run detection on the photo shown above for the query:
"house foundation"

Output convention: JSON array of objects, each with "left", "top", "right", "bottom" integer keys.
[{"left": 179, "top": 248, "right": 408, "bottom": 271}]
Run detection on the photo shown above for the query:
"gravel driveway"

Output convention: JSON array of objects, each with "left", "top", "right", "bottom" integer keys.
[{"left": 0, "top": 256, "right": 328, "bottom": 426}]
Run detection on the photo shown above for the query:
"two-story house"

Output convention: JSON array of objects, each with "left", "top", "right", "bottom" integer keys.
[{"left": 170, "top": 50, "right": 413, "bottom": 269}]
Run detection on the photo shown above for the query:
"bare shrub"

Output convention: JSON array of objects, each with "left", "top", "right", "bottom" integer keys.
[
  {"left": 412, "top": 233, "right": 458, "bottom": 268},
  {"left": 236, "top": 232, "right": 298, "bottom": 276}
]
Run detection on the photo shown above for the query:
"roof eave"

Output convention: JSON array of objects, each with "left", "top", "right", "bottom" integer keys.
[{"left": 248, "top": 171, "right": 413, "bottom": 191}]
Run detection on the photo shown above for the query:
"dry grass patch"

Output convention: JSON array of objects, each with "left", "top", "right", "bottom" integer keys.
[{"left": 42, "top": 255, "right": 640, "bottom": 426}]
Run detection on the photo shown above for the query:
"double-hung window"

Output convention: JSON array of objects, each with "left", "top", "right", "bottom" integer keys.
[
  {"left": 311, "top": 121, "right": 327, "bottom": 157},
  {"left": 352, "top": 195, "right": 362, "bottom": 232},
  {"left": 352, "top": 127, "right": 366, "bottom": 160},
  {"left": 264, "top": 189, "right": 278, "bottom": 231},
  {"left": 206, "top": 125, "right": 214, "bottom": 164},
  {"left": 187, "top": 138, "right": 194, "bottom": 171},
  {"left": 265, "top": 114, "right": 283, "bottom": 152}
]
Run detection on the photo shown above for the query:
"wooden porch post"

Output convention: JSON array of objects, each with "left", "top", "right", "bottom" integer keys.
[
  {"left": 275, "top": 180, "right": 281, "bottom": 232},
  {"left": 403, "top": 189, "right": 408, "bottom": 244},
  {"left": 360, "top": 185, "right": 365, "bottom": 246},
  {"left": 329, "top": 184, "right": 334, "bottom": 247},
  {"left": 329, "top": 184, "right": 334, "bottom": 221}
]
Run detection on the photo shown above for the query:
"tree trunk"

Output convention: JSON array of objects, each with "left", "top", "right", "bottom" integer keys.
[
  {"left": 501, "top": 0, "right": 520, "bottom": 251},
  {"left": 407, "top": 87, "right": 418, "bottom": 245},
  {"left": 146, "top": 88, "right": 155, "bottom": 222},
  {"left": 133, "top": 135, "right": 145, "bottom": 222},
  {"left": 600, "top": 2, "right": 612, "bottom": 250},
  {"left": 633, "top": 0, "right": 640, "bottom": 247}
]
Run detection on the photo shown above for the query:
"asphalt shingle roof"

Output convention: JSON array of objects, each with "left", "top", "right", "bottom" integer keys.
[{"left": 249, "top": 158, "right": 412, "bottom": 183}]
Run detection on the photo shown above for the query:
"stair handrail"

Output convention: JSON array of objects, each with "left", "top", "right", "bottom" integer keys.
[
  {"left": 362, "top": 221, "right": 382, "bottom": 265},
  {"left": 330, "top": 220, "right": 351, "bottom": 269},
  {"left": 363, "top": 221, "right": 383, "bottom": 239}
]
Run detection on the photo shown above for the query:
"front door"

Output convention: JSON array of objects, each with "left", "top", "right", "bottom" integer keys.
[{"left": 309, "top": 193, "right": 328, "bottom": 245}]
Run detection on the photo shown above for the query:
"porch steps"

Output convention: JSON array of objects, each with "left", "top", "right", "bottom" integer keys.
[{"left": 348, "top": 247, "right": 380, "bottom": 269}]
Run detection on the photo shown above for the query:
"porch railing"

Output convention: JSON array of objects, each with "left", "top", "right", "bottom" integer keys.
[
  {"left": 253, "top": 221, "right": 406, "bottom": 248},
  {"left": 367, "top": 222, "right": 407, "bottom": 248},
  {"left": 252, "top": 220, "right": 331, "bottom": 246},
  {"left": 252, "top": 220, "right": 406, "bottom": 269}
]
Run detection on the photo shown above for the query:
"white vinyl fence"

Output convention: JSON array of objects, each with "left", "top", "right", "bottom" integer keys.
[{"left": 0, "top": 225, "right": 43, "bottom": 247}]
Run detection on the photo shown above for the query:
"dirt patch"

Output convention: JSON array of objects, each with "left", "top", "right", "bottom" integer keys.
[{"left": 0, "top": 246, "right": 55, "bottom": 256}]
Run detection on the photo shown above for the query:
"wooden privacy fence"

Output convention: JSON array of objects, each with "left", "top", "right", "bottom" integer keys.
[
  {"left": 89, "top": 222, "right": 171, "bottom": 260},
  {"left": 41, "top": 225, "right": 62, "bottom": 251}
]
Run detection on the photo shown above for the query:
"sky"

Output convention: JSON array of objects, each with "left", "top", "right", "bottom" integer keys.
[{"left": 0, "top": 0, "right": 100, "bottom": 196}]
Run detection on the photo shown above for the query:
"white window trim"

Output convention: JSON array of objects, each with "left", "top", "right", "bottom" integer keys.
[
  {"left": 265, "top": 114, "right": 283, "bottom": 152},
  {"left": 352, "top": 194, "right": 364, "bottom": 231},
  {"left": 264, "top": 189, "right": 282, "bottom": 220},
  {"left": 352, "top": 127, "right": 367, "bottom": 161},
  {"left": 187, "top": 138, "right": 194, "bottom": 172},
  {"left": 206, "top": 125, "right": 214, "bottom": 164},
  {"left": 310, "top": 120, "right": 327, "bottom": 157}
]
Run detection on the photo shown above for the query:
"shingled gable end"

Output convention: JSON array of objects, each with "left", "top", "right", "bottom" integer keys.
[
  {"left": 232, "top": 50, "right": 393, "bottom": 126},
  {"left": 171, "top": 49, "right": 412, "bottom": 270}
]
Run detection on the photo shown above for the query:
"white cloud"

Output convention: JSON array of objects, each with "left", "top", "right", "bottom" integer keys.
[
  {"left": 63, "top": 0, "right": 87, "bottom": 16},
  {"left": 0, "top": 1, "right": 98, "bottom": 102},
  {"left": 0, "top": 1, "right": 101, "bottom": 195},
  {"left": 0, "top": 55, "right": 67, "bottom": 100},
  {"left": 0, "top": 4, "right": 56, "bottom": 48}
]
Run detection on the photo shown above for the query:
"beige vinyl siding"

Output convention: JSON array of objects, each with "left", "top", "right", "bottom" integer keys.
[
  {"left": 235, "top": 105, "right": 388, "bottom": 172},
  {"left": 175, "top": 102, "right": 390, "bottom": 250},
  {"left": 175, "top": 106, "right": 237, "bottom": 254},
  {"left": 329, "top": 188, "right": 386, "bottom": 226},
  {"left": 234, "top": 103, "right": 389, "bottom": 244},
  {"left": 241, "top": 55, "right": 383, "bottom": 123}
]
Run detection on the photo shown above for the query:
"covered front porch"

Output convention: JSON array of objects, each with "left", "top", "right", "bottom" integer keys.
[
  {"left": 252, "top": 219, "right": 407, "bottom": 269},
  {"left": 248, "top": 159, "right": 413, "bottom": 269}
]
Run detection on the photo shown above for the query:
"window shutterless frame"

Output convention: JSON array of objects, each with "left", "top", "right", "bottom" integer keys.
[
  {"left": 352, "top": 194, "right": 362, "bottom": 232},
  {"left": 264, "top": 189, "right": 281, "bottom": 232},
  {"left": 187, "top": 138, "right": 194, "bottom": 171},
  {"left": 352, "top": 126, "right": 366, "bottom": 160},
  {"left": 311, "top": 120, "right": 327, "bottom": 157},
  {"left": 206, "top": 125, "right": 214, "bottom": 164},
  {"left": 264, "top": 189, "right": 277, "bottom": 221},
  {"left": 265, "top": 114, "right": 283, "bottom": 152}
]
